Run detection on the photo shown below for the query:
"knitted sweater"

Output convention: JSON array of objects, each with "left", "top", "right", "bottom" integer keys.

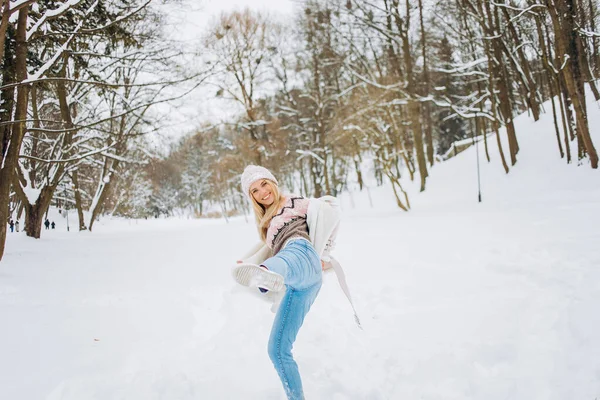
[{"left": 267, "top": 196, "right": 310, "bottom": 255}]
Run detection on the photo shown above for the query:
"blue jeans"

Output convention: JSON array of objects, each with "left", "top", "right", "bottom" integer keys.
[{"left": 262, "top": 239, "right": 322, "bottom": 400}]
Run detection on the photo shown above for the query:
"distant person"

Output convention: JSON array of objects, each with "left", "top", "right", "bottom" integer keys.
[
  {"left": 44, "top": 219, "right": 50, "bottom": 230},
  {"left": 51, "top": 221, "right": 55, "bottom": 229},
  {"left": 9, "top": 220, "right": 14, "bottom": 233},
  {"left": 15, "top": 220, "right": 19, "bottom": 232}
]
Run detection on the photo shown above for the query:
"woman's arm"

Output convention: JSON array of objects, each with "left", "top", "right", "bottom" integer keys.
[
  {"left": 238, "top": 242, "right": 272, "bottom": 265},
  {"left": 321, "top": 260, "right": 333, "bottom": 271}
]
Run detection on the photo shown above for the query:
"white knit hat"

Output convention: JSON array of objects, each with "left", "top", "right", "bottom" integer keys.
[{"left": 240, "top": 165, "right": 278, "bottom": 197}]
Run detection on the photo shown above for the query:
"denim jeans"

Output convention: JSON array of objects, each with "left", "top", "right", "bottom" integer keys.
[{"left": 262, "top": 239, "right": 322, "bottom": 400}]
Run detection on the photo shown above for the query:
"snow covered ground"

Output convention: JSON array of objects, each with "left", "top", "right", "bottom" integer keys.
[{"left": 1, "top": 93, "right": 599, "bottom": 399}]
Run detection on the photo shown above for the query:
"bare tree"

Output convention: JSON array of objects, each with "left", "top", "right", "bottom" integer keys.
[{"left": 204, "top": 9, "right": 280, "bottom": 164}]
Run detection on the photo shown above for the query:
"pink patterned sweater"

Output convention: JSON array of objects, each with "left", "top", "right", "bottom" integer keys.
[{"left": 266, "top": 195, "right": 311, "bottom": 255}]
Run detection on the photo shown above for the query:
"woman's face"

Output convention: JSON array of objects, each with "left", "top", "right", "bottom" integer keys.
[{"left": 250, "top": 179, "right": 276, "bottom": 207}]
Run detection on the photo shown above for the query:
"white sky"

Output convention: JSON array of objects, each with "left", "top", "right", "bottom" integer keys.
[{"left": 167, "top": 0, "right": 296, "bottom": 43}]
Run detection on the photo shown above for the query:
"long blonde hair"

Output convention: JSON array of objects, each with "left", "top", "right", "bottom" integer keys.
[{"left": 249, "top": 179, "right": 286, "bottom": 242}]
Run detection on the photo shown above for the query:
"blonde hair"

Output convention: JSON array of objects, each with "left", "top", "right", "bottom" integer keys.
[{"left": 249, "top": 179, "right": 286, "bottom": 242}]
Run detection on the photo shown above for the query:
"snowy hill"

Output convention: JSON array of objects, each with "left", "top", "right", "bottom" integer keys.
[{"left": 1, "top": 91, "right": 599, "bottom": 400}]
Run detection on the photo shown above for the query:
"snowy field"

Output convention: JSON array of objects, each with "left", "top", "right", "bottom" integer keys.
[{"left": 1, "top": 94, "right": 600, "bottom": 400}]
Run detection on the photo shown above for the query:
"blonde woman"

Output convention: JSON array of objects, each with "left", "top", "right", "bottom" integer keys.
[{"left": 233, "top": 165, "right": 346, "bottom": 400}]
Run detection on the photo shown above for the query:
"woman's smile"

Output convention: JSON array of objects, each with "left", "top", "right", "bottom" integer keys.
[{"left": 250, "top": 179, "right": 276, "bottom": 206}]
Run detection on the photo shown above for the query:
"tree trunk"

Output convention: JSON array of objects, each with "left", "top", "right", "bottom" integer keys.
[
  {"left": 22, "top": 190, "right": 53, "bottom": 239},
  {"left": 549, "top": 0, "right": 598, "bottom": 168},
  {"left": 557, "top": 83, "right": 572, "bottom": 163},
  {"left": 0, "top": 0, "right": 10, "bottom": 67},
  {"left": 300, "top": 161, "right": 309, "bottom": 197},
  {"left": 390, "top": 0, "right": 427, "bottom": 191},
  {"left": 383, "top": 0, "right": 404, "bottom": 81},
  {"left": 483, "top": 39, "right": 510, "bottom": 173},
  {"left": 590, "top": 0, "right": 599, "bottom": 77},
  {"left": 418, "top": 0, "right": 434, "bottom": 166},
  {"left": 402, "top": 151, "right": 415, "bottom": 181},
  {"left": 397, "top": 0, "right": 427, "bottom": 191},
  {"left": 549, "top": 83, "right": 565, "bottom": 159},
  {"left": 323, "top": 151, "right": 332, "bottom": 195},
  {"left": 543, "top": 18, "right": 575, "bottom": 160},
  {"left": 490, "top": 2, "right": 519, "bottom": 165},
  {"left": 0, "top": 7, "right": 29, "bottom": 260},
  {"left": 411, "top": 102, "right": 428, "bottom": 191},
  {"left": 482, "top": 118, "right": 491, "bottom": 162},
  {"left": 72, "top": 172, "right": 87, "bottom": 231},
  {"left": 384, "top": 163, "right": 409, "bottom": 211},
  {"left": 351, "top": 136, "right": 364, "bottom": 191},
  {"left": 475, "top": 116, "right": 492, "bottom": 163},
  {"left": 310, "top": 156, "right": 322, "bottom": 198},
  {"left": 558, "top": 75, "right": 577, "bottom": 141},
  {"left": 16, "top": 202, "right": 24, "bottom": 220},
  {"left": 0, "top": 33, "right": 15, "bottom": 261},
  {"left": 496, "top": 60, "right": 519, "bottom": 165},
  {"left": 23, "top": 203, "right": 43, "bottom": 239},
  {"left": 354, "top": 155, "right": 363, "bottom": 190},
  {"left": 88, "top": 174, "right": 114, "bottom": 232},
  {"left": 535, "top": 14, "right": 567, "bottom": 160}
]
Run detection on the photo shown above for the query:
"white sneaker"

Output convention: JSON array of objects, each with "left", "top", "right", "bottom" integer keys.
[{"left": 233, "top": 263, "right": 285, "bottom": 292}]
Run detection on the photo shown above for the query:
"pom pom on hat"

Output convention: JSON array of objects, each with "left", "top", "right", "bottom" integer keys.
[{"left": 241, "top": 165, "right": 278, "bottom": 197}]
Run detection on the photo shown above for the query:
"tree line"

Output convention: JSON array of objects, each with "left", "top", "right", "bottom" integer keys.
[
  {"left": 1, "top": 0, "right": 599, "bottom": 261},
  {"left": 153, "top": 0, "right": 599, "bottom": 215}
]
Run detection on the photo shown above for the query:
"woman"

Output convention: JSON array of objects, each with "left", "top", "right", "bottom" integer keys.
[{"left": 233, "top": 165, "right": 341, "bottom": 400}]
